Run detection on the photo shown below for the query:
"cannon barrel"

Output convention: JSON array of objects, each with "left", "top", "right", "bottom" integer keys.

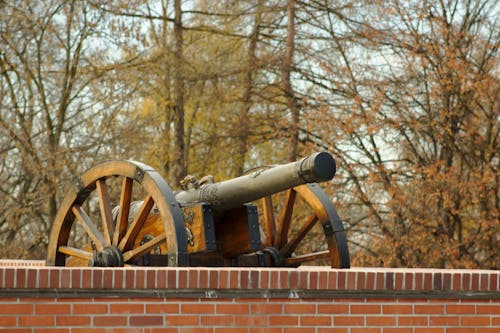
[{"left": 174, "top": 152, "right": 336, "bottom": 213}]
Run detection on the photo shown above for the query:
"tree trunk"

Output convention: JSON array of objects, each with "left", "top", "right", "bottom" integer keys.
[
  {"left": 282, "top": 0, "right": 298, "bottom": 162},
  {"left": 234, "top": 0, "right": 263, "bottom": 176},
  {"left": 171, "top": 0, "right": 186, "bottom": 185}
]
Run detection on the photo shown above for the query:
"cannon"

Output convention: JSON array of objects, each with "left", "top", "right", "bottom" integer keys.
[{"left": 46, "top": 152, "right": 350, "bottom": 268}]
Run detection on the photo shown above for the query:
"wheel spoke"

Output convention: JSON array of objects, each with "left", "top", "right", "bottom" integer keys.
[
  {"left": 280, "top": 214, "right": 318, "bottom": 257},
  {"left": 72, "top": 205, "right": 106, "bottom": 251},
  {"left": 118, "top": 195, "right": 155, "bottom": 251},
  {"left": 96, "top": 178, "right": 114, "bottom": 245},
  {"left": 262, "top": 196, "right": 276, "bottom": 246},
  {"left": 122, "top": 234, "right": 166, "bottom": 262},
  {"left": 113, "top": 177, "right": 133, "bottom": 246},
  {"left": 275, "top": 189, "right": 296, "bottom": 248},
  {"left": 282, "top": 250, "right": 330, "bottom": 265},
  {"left": 58, "top": 246, "right": 93, "bottom": 260}
]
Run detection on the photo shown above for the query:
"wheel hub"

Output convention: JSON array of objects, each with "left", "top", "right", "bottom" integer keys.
[{"left": 89, "top": 246, "right": 124, "bottom": 267}]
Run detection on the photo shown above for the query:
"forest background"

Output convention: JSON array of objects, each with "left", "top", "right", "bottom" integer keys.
[{"left": 0, "top": 0, "right": 498, "bottom": 268}]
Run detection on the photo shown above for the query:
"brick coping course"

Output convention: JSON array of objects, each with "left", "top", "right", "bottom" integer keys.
[{"left": 0, "top": 260, "right": 498, "bottom": 299}]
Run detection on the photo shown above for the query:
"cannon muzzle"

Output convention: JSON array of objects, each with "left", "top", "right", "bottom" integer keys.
[{"left": 174, "top": 152, "right": 336, "bottom": 213}]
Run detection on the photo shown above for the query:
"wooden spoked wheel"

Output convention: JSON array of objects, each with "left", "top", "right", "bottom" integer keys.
[
  {"left": 46, "top": 160, "right": 188, "bottom": 267},
  {"left": 258, "top": 183, "right": 350, "bottom": 268}
]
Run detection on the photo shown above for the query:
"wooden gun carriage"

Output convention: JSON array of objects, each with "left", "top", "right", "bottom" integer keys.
[{"left": 47, "top": 152, "right": 350, "bottom": 268}]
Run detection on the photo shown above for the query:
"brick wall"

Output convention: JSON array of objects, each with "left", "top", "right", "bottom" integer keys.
[{"left": 0, "top": 261, "right": 498, "bottom": 332}]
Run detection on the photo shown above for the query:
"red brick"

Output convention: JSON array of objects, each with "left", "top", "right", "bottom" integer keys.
[
  {"left": 289, "top": 270, "right": 299, "bottom": 289},
  {"left": 146, "top": 270, "right": 157, "bottom": 289},
  {"left": 249, "top": 328, "right": 282, "bottom": 333},
  {"left": 310, "top": 271, "right": 319, "bottom": 289},
  {"left": 414, "top": 304, "right": 444, "bottom": 314},
  {"left": 165, "top": 315, "right": 199, "bottom": 326},
  {"left": 216, "top": 329, "right": 252, "bottom": 333},
  {"left": 328, "top": 271, "right": 337, "bottom": 289},
  {"left": 201, "top": 315, "right": 234, "bottom": 326},
  {"left": 318, "top": 304, "right": 349, "bottom": 314},
  {"left": 351, "top": 304, "right": 380, "bottom": 314},
  {"left": 300, "top": 315, "right": 331, "bottom": 326},
  {"left": 385, "top": 272, "right": 394, "bottom": 290},
  {"left": 250, "top": 303, "right": 282, "bottom": 314},
  {"left": 423, "top": 273, "right": 433, "bottom": 290},
  {"left": 34, "top": 303, "right": 70, "bottom": 314},
  {"left": 398, "top": 316, "right": 428, "bottom": 326},
  {"left": 0, "top": 316, "right": 17, "bottom": 326},
  {"left": 93, "top": 316, "right": 127, "bottom": 326},
  {"left": 229, "top": 270, "right": 239, "bottom": 289},
  {"left": 33, "top": 329, "right": 69, "bottom": 333},
  {"left": 317, "top": 329, "right": 348, "bottom": 333},
  {"left": 366, "top": 272, "right": 375, "bottom": 290},
  {"left": 471, "top": 273, "right": 480, "bottom": 290},
  {"left": 283, "top": 328, "right": 315, "bottom": 333},
  {"left": 0, "top": 330, "right": 31, "bottom": 333},
  {"left": 476, "top": 304, "right": 500, "bottom": 314},
  {"left": 269, "top": 315, "right": 298, "bottom": 326},
  {"left": 429, "top": 315, "right": 459, "bottom": 325},
  {"left": 338, "top": 271, "right": 346, "bottom": 289},
  {"left": 460, "top": 316, "right": 490, "bottom": 326},
  {"left": 4, "top": 268, "right": 15, "bottom": 288},
  {"left": 351, "top": 329, "right": 381, "bottom": 333},
  {"left": 490, "top": 273, "right": 498, "bottom": 291},
  {"left": 216, "top": 303, "right": 249, "bottom": 314},
  {"left": 235, "top": 315, "right": 267, "bottom": 326},
  {"left": 82, "top": 269, "right": 92, "bottom": 288},
  {"left": 366, "top": 316, "right": 396, "bottom": 326},
  {"left": 414, "top": 329, "right": 444, "bottom": 333},
  {"left": 56, "top": 316, "right": 91, "bottom": 326},
  {"left": 110, "top": 303, "right": 144, "bottom": 314},
  {"left": 217, "top": 269, "right": 227, "bottom": 289},
  {"left": 284, "top": 304, "right": 315, "bottom": 314},
  {"left": 384, "top": 329, "right": 412, "bottom": 333},
  {"left": 462, "top": 273, "right": 471, "bottom": 290},
  {"left": 382, "top": 304, "right": 412, "bottom": 314},
  {"left": 297, "top": 271, "right": 307, "bottom": 289},
  {"left": 92, "top": 269, "right": 102, "bottom": 288},
  {"left": 71, "top": 269, "right": 81, "bottom": 288},
  {"left": 376, "top": 272, "right": 385, "bottom": 290},
  {"left": 198, "top": 269, "right": 209, "bottom": 289},
  {"left": 446, "top": 329, "right": 475, "bottom": 333},
  {"left": 130, "top": 315, "right": 163, "bottom": 326},
  {"left": 442, "top": 273, "right": 451, "bottom": 290},
  {"left": 319, "top": 271, "right": 328, "bottom": 289},
  {"left": 446, "top": 304, "right": 475, "bottom": 314},
  {"left": 73, "top": 303, "right": 108, "bottom": 314},
  {"left": 146, "top": 303, "right": 179, "bottom": 314},
  {"left": 155, "top": 269, "right": 166, "bottom": 289},
  {"left": 178, "top": 328, "right": 210, "bottom": 333},
  {"left": 18, "top": 316, "right": 54, "bottom": 326},
  {"left": 347, "top": 271, "right": 356, "bottom": 289},
  {"left": 480, "top": 273, "right": 489, "bottom": 291},
  {"left": 101, "top": 269, "right": 114, "bottom": 289},
  {"left": 260, "top": 269, "right": 269, "bottom": 289},
  {"left": 16, "top": 268, "right": 26, "bottom": 288},
  {"left": 60, "top": 269, "right": 71, "bottom": 288},
  {"left": 394, "top": 272, "right": 403, "bottom": 290},
  {"left": 136, "top": 269, "right": 146, "bottom": 288},
  {"left": 334, "top": 316, "right": 364, "bottom": 326},
  {"left": 181, "top": 303, "right": 214, "bottom": 314},
  {"left": 27, "top": 269, "right": 38, "bottom": 288},
  {"left": 72, "top": 329, "right": 107, "bottom": 333},
  {"left": 0, "top": 303, "right": 32, "bottom": 314},
  {"left": 167, "top": 269, "right": 177, "bottom": 289},
  {"left": 359, "top": 271, "right": 370, "bottom": 289}
]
